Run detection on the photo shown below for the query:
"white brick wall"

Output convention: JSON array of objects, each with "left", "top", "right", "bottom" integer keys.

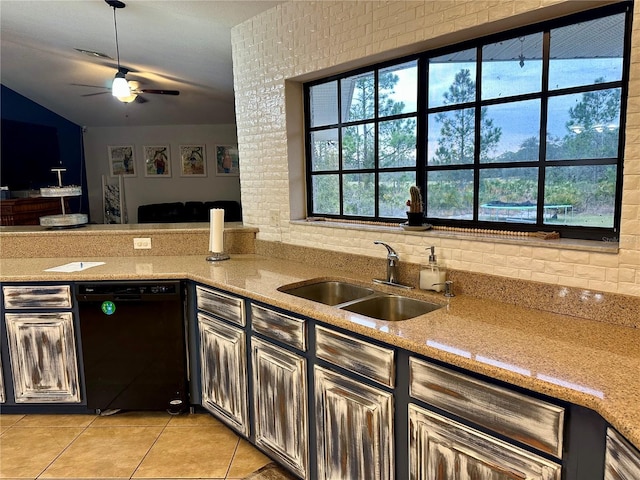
[{"left": 231, "top": 0, "right": 640, "bottom": 296}]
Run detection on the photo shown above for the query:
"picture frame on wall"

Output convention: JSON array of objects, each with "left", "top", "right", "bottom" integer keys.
[
  {"left": 215, "top": 145, "right": 240, "bottom": 176},
  {"left": 179, "top": 145, "right": 206, "bottom": 177},
  {"left": 108, "top": 145, "right": 136, "bottom": 177},
  {"left": 143, "top": 145, "right": 171, "bottom": 177}
]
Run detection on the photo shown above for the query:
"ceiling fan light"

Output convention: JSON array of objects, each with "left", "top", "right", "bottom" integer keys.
[
  {"left": 112, "top": 75, "right": 130, "bottom": 97},
  {"left": 116, "top": 93, "right": 138, "bottom": 103}
]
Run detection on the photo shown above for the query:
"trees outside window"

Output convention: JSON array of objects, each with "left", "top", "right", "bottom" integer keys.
[{"left": 305, "top": 4, "right": 628, "bottom": 239}]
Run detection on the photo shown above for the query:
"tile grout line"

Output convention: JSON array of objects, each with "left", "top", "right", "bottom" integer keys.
[
  {"left": 34, "top": 414, "right": 99, "bottom": 480},
  {"left": 126, "top": 416, "right": 172, "bottom": 480},
  {"left": 223, "top": 437, "right": 242, "bottom": 480}
]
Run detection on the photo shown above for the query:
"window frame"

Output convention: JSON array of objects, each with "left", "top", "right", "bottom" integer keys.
[{"left": 303, "top": 3, "right": 632, "bottom": 240}]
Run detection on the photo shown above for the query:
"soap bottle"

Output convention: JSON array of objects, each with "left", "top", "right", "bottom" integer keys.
[{"left": 420, "top": 246, "right": 447, "bottom": 292}]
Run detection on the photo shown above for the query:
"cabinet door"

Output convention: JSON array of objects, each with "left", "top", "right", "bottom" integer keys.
[
  {"left": 605, "top": 428, "right": 640, "bottom": 480},
  {"left": 5, "top": 313, "right": 81, "bottom": 403},
  {"left": 252, "top": 337, "right": 308, "bottom": 479},
  {"left": 409, "top": 404, "right": 561, "bottom": 480},
  {"left": 198, "top": 312, "right": 249, "bottom": 436},
  {"left": 0, "top": 357, "right": 5, "bottom": 403},
  {"left": 314, "top": 366, "right": 394, "bottom": 480}
]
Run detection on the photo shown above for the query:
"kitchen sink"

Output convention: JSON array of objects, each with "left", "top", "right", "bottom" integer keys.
[
  {"left": 340, "top": 295, "right": 443, "bottom": 321},
  {"left": 279, "top": 280, "right": 375, "bottom": 306},
  {"left": 279, "top": 279, "right": 443, "bottom": 321}
]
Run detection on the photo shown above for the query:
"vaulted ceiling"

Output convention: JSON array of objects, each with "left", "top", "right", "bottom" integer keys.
[{"left": 0, "top": 0, "right": 282, "bottom": 127}]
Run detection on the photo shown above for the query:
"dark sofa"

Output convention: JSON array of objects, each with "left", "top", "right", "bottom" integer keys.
[{"left": 137, "top": 200, "right": 242, "bottom": 223}]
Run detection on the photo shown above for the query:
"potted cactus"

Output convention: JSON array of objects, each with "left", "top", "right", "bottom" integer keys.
[{"left": 406, "top": 185, "right": 424, "bottom": 226}]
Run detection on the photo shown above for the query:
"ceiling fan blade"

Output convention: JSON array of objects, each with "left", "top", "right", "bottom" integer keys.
[
  {"left": 139, "top": 89, "right": 180, "bottom": 96},
  {"left": 82, "top": 91, "right": 110, "bottom": 97},
  {"left": 71, "top": 83, "right": 110, "bottom": 89}
]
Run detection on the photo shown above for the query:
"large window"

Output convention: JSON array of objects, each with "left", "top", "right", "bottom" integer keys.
[{"left": 304, "top": 4, "right": 631, "bottom": 240}]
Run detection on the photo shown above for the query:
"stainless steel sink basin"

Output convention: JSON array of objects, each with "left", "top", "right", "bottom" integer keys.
[
  {"left": 279, "top": 281, "right": 375, "bottom": 306},
  {"left": 340, "top": 295, "right": 442, "bottom": 321}
]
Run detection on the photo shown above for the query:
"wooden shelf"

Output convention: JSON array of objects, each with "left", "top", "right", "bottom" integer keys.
[{"left": 0, "top": 197, "right": 68, "bottom": 226}]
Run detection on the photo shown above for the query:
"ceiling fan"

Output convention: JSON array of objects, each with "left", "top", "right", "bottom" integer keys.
[
  {"left": 73, "top": 74, "right": 178, "bottom": 104},
  {"left": 79, "top": 0, "right": 180, "bottom": 103}
]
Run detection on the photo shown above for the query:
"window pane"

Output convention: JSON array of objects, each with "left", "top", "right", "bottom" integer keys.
[
  {"left": 428, "top": 109, "right": 475, "bottom": 165},
  {"left": 342, "top": 72, "right": 375, "bottom": 122},
  {"left": 481, "top": 100, "right": 540, "bottom": 163},
  {"left": 310, "top": 81, "right": 338, "bottom": 127},
  {"left": 311, "top": 129, "right": 338, "bottom": 171},
  {"left": 429, "top": 49, "right": 476, "bottom": 108},
  {"left": 379, "top": 118, "right": 417, "bottom": 168},
  {"left": 544, "top": 165, "right": 615, "bottom": 228},
  {"left": 546, "top": 89, "right": 621, "bottom": 160},
  {"left": 312, "top": 175, "right": 339, "bottom": 215},
  {"left": 479, "top": 168, "right": 538, "bottom": 222},
  {"left": 344, "top": 173, "right": 375, "bottom": 216},
  {"left": 379, "top": 172, "right": 416, "bottom": 218},
  {"left": 482, "top": 33, "right": 543, "bottom": 100},
  {"left": 342, "top": 123, "right": 375, "bottom": 169},
  {"left": 427, "top": 170, "right": 474, "bottom": 219},
  {"left": 549, "top": 14, "right": 624, "bottom": 91},
  {"left": 379, "top": 61, "right": 418, "bottom": 116}
]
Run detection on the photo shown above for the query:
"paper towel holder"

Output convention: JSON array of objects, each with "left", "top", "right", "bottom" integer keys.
[{"left": 206, "top": 252, "right": 230, "bottom": 262}]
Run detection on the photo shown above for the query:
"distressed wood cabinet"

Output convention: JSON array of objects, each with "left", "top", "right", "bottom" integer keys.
[
  {"left": 5, "top": 312, "right": 81, "bottom": 403},
  {"left": 316, "top": 325, "right": 395, "bottom": 388},
  {"left": 198, "top": 311, "right": 249, "bottom": 436},
  {"left": 408, "top": 357, "right": 563, "bottom": 480},
  {"left": 3, "top": 285, "right": 72, "bottom": 309},
  {"left": 314, "top": 365, "right": 394, "bottom": 480},
  {"left": 251, "top": 303, "right": 306, "bottom": 351},
  {"left": 250, "top": 303, "right": 309, "bottom": 478},
  {"left": 409, "top": 358, "right": 565, "bottom": 458},
  {"left": 409, "top": 403, "right": 562, "bottom": 480},
  {"left": 605, "top": 428, "right": 640, "bottom": 480},
  {"left": 0, "top": 357, "right": 5, "bottom": 403},
  {"left": 314, "top": 325, "right": 396, "bottom": 480},
  {"left": 2, "top": 284, "right": 80, "bottom": 404},
  {"left": 195, "top": 284, "right": 248, "bottom": 435},
  {"left": 251, "top": 336, "right": 308, "bottom": 478},
  {"left": 196, "top": 285, "right": 245, "bottom": 326}
]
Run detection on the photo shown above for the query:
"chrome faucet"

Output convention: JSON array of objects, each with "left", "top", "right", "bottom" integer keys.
[{"left": 373, "top": 241, "right": 405, "bottom": 287}]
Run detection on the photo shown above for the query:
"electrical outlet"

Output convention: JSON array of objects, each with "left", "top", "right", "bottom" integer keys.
[{"left": 133, "top": 237, "right": 152, "bottom": 249}]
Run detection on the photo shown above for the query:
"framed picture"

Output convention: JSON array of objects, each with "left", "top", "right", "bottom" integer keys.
[
  {"left": 143, "top": 145, "right": 171, "bottom": 177},
  {"left": 108, "top": 145, "right": 136, "bottom": 177},
  {"left": 215, "top": 145, "right": 240, "bottom": 176},
  {"left": 179, "top": 145, "right": 207, "bottom": 177}
]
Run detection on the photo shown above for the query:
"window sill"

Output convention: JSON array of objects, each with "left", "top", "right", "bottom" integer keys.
[{"left": 291, "top": 219, "right": 619, "bottom": 254}]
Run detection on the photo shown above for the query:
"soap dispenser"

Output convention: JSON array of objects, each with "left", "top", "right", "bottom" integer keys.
[{"left": 420, "top": 246, "right": 447, "bottom": 292}]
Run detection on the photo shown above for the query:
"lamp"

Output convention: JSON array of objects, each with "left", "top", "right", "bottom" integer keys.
[{"left": 106, "top": 1, "right": 130, "bottom": 99}]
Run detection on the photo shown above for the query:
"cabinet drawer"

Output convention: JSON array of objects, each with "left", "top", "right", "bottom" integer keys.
[
  {"left": 196, "top": 285, "right": 245, "bottom": 326},
  {"left": 409, "top": 403, "right": 562, "bottom": 480},
  {"left": 316, "top": 325, "right": 395, "bottom": 388},
  {"left": 3, "top": 285, "right": 72, "bottom": 309},
  {"left": 409, "top": 357, "right": 565, "bottom": 458},
  {"left": 251, "top": 304, "right": 307, "bottom": 351}
]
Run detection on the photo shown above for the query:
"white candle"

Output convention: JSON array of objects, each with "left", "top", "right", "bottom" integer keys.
[{"left": 209, "top": 208, "right": 225, "bottom": 253}]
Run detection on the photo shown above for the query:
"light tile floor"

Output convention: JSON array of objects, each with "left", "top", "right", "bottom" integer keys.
[{"left": 0, "top": 411, "right": 274, "bottom": 480}]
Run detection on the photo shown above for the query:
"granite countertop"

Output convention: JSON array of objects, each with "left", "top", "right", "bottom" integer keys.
[{"left": 1, "top": 254, "right": 638, "bottom": 450}]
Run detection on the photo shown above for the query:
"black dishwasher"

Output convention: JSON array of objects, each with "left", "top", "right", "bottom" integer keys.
[{"left": 76, "top": 281, "right": 188, "bottom": 413}]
